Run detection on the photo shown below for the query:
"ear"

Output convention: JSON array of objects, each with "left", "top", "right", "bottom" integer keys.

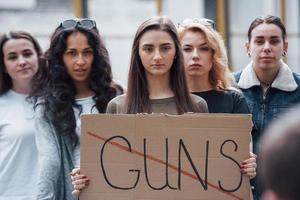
[
  {"left": 245, "top": 42, "right": 250, "bottom": 54},
  {"left": 283, "top": 41, "right": 288, "bottom": 53}
]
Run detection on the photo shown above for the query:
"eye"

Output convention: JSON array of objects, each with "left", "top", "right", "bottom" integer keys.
[
  {"left": 83, "top": 49, "right": 94, "bottom": 56},
  {"left": 7, "top": 54, "right": 18, "bottom": 61},
  {"left": 65, "top": 50, "right": 77, "bottom": 57},
  {"left": 142, "top": 46, "right": 153, "bottom": 53},
  {"left": 199, "top": 46, "right": 210, "bottom": 52},
  {"left": 23, "top": 50, "right": 34, "bottom": 58},
  {"left": 270, "top": 39, "right": 281, "bottom": 45},
  {"left": 254, "top": 39, "right": 264, "bottom": 45},
  {"left": 161, "top": 45, "right": 171, "bottom": 52},
  {"left": 182, "top": 46, "right": 193, "bottom": 52}
]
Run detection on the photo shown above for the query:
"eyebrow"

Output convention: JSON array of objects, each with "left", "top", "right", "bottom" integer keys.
[
  {"left": 65, "top": 47, "right": 93, "bottom": 51},
  {"left": 254, "top": 36, "right": 281, "bottom": 39},
  {"left": 160, "top": 43, "right": 173, "bottom": 46},
  {"left": 141, "top": 44, "right": 153, "bottom": 47},
  {"left": 23, "top": 49, "right": 33, "bottom": 52},
  {"left": 83, "top": 47, "right": 93, "bottom": 51},
  {"left": 7, "top": 52, "right": 17, "bottom": 55},
  {"left": 141, "top": 42, "right": 173, "bottom": 47},
  {"left": 7, "top": 48, "right": 33, "bottom": 55},
  {"left": 183, "top": 42, "right": 208, "bottom": 46}
]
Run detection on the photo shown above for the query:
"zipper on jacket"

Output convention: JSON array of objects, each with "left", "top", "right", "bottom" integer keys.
[{"left": 261, "top": 86, "right": 270, "bottom": 130}]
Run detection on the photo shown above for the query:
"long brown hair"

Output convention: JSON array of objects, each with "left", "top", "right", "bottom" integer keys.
[{"left": 126, "top": 16, "right": 197, "bottom": 114}]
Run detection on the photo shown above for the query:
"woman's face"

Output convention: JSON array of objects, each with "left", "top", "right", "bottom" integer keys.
[
  {"left": 3, "top": 38, "right": 39, "bottom": 91},
  {"left": 246, "top": 23, "right": 288, "bottom": 71},
  {"left": 138, "top": 29, "right": 176, "bottom": 79},
  {"left": 63, "top": 31, "right": 94, "bottom": 86},
  {"left": 181, "top": 30, "right": 213, "bottom": 79}
]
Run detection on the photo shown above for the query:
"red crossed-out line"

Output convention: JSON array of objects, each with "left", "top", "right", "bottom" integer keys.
[{"left": 87, "top": 131, "right": 244, "bottom": 200}]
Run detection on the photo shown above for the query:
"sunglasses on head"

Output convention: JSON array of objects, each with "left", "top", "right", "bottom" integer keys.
[
  {"left": 178, "top": 18, "right": 216, "bottom": 30},
  {"left": 59, "top": 19, "right": 98, "bottom": 30}
]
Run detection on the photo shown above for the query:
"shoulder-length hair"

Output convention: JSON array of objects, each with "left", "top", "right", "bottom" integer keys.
[
  {"left": 40, "top": 22, "right": 118, "bottom": 143},
  {"left": 0, "top": 31, "right": 46, "bottom": 95},
  {"left": 178, "top": 22, "right": 232, "bottom": 90},
  {"left": 126, "top": 16, "right": 198, "bottom": 114}
]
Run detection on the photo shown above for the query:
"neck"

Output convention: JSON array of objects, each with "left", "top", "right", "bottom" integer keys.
[
  {"left": 74, "top": 82, "right": 94, "bottom": 99},
  {"left": 253, "top": 64, "right": 280, "bottom": 86},
  {"left": 12, "top": 81, "right": 31, "bottom": 94},
  {"left": 187, "top": 74, "right": 213, "bottom": 92},
  {"left": 146, "top": 74, "right": 174, "bottom": 99}
]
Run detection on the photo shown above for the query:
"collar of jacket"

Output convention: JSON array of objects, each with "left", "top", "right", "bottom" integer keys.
[{"left": 237, "top": 60, "right": 298, "bottom": 91}]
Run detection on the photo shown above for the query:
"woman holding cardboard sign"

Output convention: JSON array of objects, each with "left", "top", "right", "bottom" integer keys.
[
  {"left": 34, "top": 19, "right": 122, "bottom": 200},
  {"left": 178, "top": 17, "right": 257, "bottom": 198},
  {"left": 71, "top": 16, "right": 256, "bottom": 196},
  {"left": 106, "top": 16, "right": 208, "bottom": 114},
  {"left": 70, "top": 15, "right": 208, "bottom": 196}
]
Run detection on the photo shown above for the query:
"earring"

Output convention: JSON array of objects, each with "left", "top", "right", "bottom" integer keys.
[
  {"left": 282, "top": 51, "right": 287, "bottom": 57},
  {"left": 247, "top": 52, "right": 251, "bottom": 57}
]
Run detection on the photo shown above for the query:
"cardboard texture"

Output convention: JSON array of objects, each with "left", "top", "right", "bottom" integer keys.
[{"left": 80, "top": 114, "right": 252, "bottom": 200}]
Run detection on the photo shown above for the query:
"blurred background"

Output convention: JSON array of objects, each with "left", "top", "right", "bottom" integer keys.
[{"left": 1, "top": 0, "right": 299, "bottom": 86}]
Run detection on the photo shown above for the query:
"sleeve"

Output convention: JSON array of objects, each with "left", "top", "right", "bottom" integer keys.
[
  {"left": 72, "top": 143, "right": 80, "bottom": 168},
  {"left": 106, "top": 99, "right": 118, "bottom": 114},
  {"left": 34, "top": 104, "right": 61, "bottom": 200},
  {"left": 197, "top": 97, "right": 209, "bottom": 113},
  {"left": 106, "top": 95, "right": 126, "bottom": 114},
  {"left": 231, "top": 89, "right": 250, "bottom": 114},
  {"left": 190, "top": 94, "right": 209, "bottom": 113}
]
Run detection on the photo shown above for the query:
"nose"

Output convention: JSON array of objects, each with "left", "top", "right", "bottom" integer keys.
[
  {"left": 18, "top": 55, "right": 27, "bottom": 67},
  {"left": 76, "top": 54, "right": 86, "bottom": 65},
  {"left": 153, "top": 49, "right": 162, "bottom": 61},
  {"left": 192, "top": 48, "right": 200, "bottom": 60},
  {"left": 263, "top": 42, "right": 271, "bottom": 52}
]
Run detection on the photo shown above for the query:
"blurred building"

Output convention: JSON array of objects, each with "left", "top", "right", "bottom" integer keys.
[
  {"left": 164, "top": 0, "right": 300, "bottom": 74},
  {"left": 1, "top": 0, "right": 299, "bottom": 86}
]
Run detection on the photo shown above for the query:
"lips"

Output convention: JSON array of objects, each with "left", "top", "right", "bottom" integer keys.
[
  {"left": 151, "top": 64, "right": 164, "bottom": 68},
  {"left": 260, "top": 57, "right": 274, "bottom": 60},
  {"left": 189, "top": 63, "right": 202, "bottom": 69},
  {"left": 18, "top": 68, "right": 31, "bottom": 72},
  {"left": 74, "top": 69, "right": 87, "bottom": 76}
]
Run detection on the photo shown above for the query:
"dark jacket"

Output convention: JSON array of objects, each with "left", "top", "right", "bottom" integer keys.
[{"left": 234, "top": 61, "right": 300, "bottom": 154}]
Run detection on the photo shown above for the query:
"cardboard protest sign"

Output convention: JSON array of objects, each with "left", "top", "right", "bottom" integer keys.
[{"left": 80, "top": 114, "right": 252, "bottom": 200}]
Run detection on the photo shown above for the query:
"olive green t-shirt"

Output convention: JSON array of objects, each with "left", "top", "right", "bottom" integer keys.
[{"left": 106, "top": 94, "right": 208, "bottom": 114}]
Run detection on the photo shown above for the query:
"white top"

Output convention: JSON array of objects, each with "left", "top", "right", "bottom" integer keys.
[
  {"left": 72, "top": 96, "right": 97, "bottom": 167},
  {"left": 0, "top": 90, "right": 38, "bottom": 200}
]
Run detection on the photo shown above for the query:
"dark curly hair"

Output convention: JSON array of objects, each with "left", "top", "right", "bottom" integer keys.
[{"left": 36, "top": 22, "right": 118, "bottom": 143}]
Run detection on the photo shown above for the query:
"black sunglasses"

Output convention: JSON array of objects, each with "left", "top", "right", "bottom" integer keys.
[
  {"left": 178, "top": 18, "right": 216, "bottom": 30},
  {"left": 60, "top": 19, "right": 98, "bottom": 30}
]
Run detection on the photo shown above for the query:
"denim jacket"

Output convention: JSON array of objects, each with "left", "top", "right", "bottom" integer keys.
[{"left": 234, "top": 61, "right": 300, "bottom": 154}]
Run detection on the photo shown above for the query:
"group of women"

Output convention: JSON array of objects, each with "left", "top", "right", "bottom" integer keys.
[{"left": 1, "top": 14, "right": 299, "bottom": 200}]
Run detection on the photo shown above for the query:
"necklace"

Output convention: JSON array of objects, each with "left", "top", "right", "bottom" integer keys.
[{"left": 260, "top": 81, "right": 271, "bottom": 87}]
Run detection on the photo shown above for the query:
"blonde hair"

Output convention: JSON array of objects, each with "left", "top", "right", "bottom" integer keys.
[{"left": 178, "top": 22, "right": 232, "bottom": 90}]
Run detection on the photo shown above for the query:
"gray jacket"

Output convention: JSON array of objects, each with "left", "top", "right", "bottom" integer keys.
[{"left": 35, "top": 105, "right": 79, "bottom": 200}]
